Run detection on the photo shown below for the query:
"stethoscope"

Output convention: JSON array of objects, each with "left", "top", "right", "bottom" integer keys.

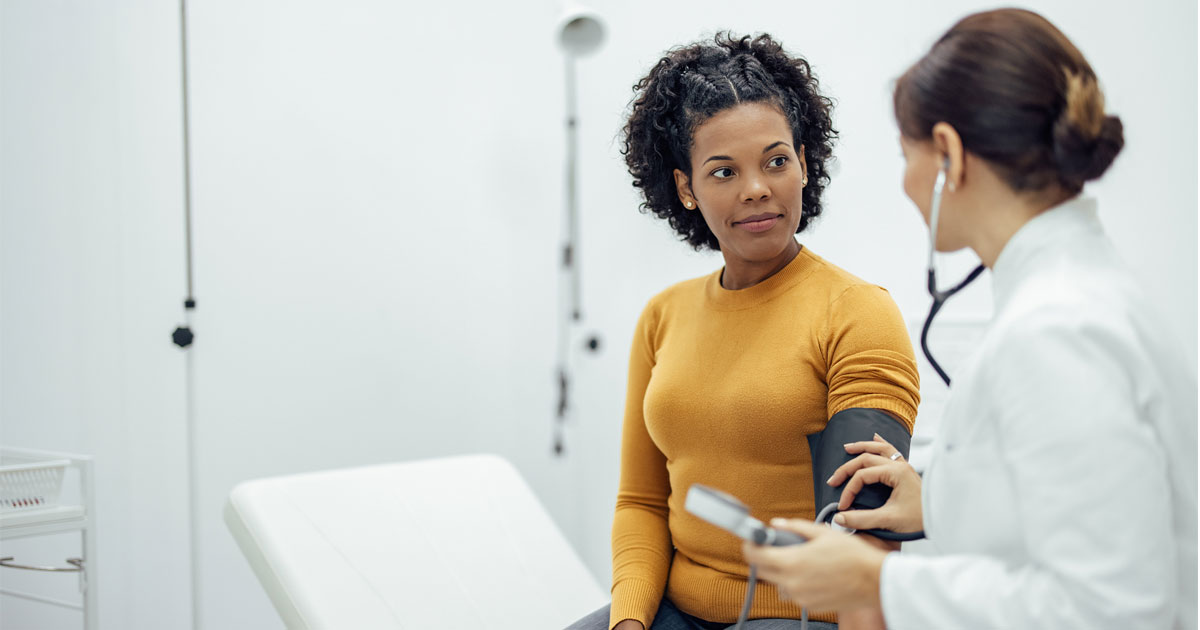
[{"left": 920, "top": 159, "right": 986, "bottom": 386}]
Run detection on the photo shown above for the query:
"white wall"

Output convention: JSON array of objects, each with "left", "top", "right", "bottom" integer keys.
[
  {"left": 1, "top": 2, "right": 193, "bottom": 628},
  {"left": 1, "top": 1, "right": 1194, "bottom": 628}
]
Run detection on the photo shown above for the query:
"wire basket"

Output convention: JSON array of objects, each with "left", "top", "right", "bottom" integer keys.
[{"left": 0, "top": 457, "right": 69, "bottom": 512}]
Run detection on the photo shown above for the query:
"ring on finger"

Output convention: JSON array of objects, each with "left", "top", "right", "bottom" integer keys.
[{"left": 890, "top": 452, "right": 903, "bottom": 461}]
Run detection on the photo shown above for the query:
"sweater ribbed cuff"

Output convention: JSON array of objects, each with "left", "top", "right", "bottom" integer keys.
[
  {"left": 831, "top": 395, "right": 918, "bottom": 431},
  {"left": 610, "top": 579, "right": 664, "bottom": 630}
]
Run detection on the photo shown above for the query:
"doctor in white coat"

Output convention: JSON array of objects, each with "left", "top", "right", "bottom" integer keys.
[{"left": 742, "top": 8, "right": 1197, "bottom": 630}]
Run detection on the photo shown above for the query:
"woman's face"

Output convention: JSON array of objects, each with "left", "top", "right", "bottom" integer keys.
[
  {"left": 900, "top": 134, "right": 962, "bottom": 252},
  {"left": 674, "top": 102, "right": 807, "bottom": 266}
]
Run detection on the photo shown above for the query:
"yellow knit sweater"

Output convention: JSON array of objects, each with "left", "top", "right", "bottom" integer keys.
[{"left": 610, "top": 247, "right": 920, "bottom": 629}]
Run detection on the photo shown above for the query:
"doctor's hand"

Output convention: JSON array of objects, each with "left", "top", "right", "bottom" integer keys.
[
  {"left": 742, "top": 519, "right": 888, "bottom": 612},
  {"left": 827, "top": 435, "right": 924, "bottom": 533}
]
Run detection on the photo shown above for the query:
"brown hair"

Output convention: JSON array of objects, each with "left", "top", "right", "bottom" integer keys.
[{"left": 894, "top": 8, "right": 1123, "bottom": 194}]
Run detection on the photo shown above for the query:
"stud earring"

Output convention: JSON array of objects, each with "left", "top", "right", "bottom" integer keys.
[{"left": 685, "top": 201, "right": 694, "bottom": 209}]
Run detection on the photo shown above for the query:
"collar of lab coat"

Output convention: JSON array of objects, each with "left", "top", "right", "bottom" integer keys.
[{"left": 990, "top": 195, "right": 1102, "bottom": 312}]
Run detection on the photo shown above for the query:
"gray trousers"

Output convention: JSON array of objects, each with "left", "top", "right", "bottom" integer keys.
[{"left": 565, "top": 598, "right": 837, "bottom": 630}]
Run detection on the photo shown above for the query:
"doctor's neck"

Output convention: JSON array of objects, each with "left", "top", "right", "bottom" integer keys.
[{"left": 953, "top": 162, "right": 1075, "bottom": 269}]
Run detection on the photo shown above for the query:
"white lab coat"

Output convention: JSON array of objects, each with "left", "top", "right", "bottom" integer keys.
[{"left": 880, "top": 197, "right": 1198, "bottom": 629}]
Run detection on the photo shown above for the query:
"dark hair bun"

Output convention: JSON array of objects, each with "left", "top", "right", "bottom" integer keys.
[
  {"left": 1053, "top": 113, "right": 1124, "bottom": 188},
  {"left": 1052, "top": 71, "right": 1124, "bottom": 187}
]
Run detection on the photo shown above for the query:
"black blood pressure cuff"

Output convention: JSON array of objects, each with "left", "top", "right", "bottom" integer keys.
[{"left": 806, "top": 408, "right": 912, "bottom": 519}]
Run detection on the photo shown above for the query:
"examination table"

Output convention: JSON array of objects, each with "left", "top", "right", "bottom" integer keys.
[{"left": 224, "top": 454, "right": 606, "bottom": 629}]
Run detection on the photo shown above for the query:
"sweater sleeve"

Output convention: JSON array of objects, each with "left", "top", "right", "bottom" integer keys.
[
  {"left": 609, "top": 303, "right": 671, "bottom": 629},
  {"left": 823, "top": 285, "right": 920, "bottom": 428}
]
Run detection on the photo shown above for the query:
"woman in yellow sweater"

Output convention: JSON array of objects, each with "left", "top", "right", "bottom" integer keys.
[{"left": 568, "top": 33, "right": 920, "bottom": 630}]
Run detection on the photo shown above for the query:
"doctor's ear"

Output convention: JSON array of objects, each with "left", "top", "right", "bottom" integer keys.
[{"left": 931, "top": 122, "right": 965, "bottom": 192}]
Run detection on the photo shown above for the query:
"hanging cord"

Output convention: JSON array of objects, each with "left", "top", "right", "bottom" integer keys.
[
  {"left": 737, "top": 538, "right": 813, "bottom": 630},
  {"left": 172, "top": 0, "right": 197, "bottom": 351},
  {"left": 553, "top": 55, "right": 581, "bottom": 456},
  {"left": 737, "top": 565, "right": 810, "bottom": 630},
  {"left": 736, "top": 564, "right": 757, "bottom": 628},
  {"left": 176, "top": 3, "right": 201, "bottom": 630}
]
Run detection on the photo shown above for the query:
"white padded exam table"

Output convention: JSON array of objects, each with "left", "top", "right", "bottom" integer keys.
[{"left": 224, "top": 454, "right": 606, "bottom": 629}]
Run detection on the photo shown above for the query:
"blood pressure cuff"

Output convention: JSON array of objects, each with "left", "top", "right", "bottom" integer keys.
[{"left": 806, "top": 408, "right": 912, "bottom": 519}]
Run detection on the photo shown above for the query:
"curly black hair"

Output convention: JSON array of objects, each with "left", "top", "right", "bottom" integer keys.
[{"left": 622, "top": 33, "right": 838, "bottom": 251}]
